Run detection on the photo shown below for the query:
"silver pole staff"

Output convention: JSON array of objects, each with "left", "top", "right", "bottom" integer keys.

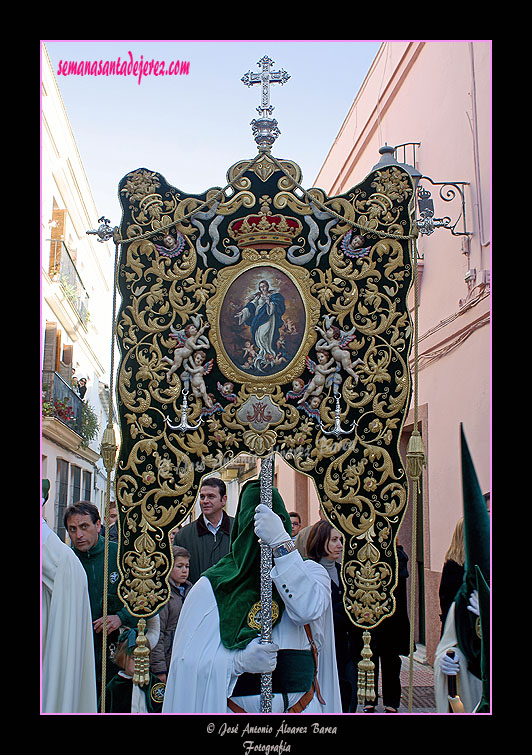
[{"left": 259, "top": 453, "right": 274, "bottom": 712}]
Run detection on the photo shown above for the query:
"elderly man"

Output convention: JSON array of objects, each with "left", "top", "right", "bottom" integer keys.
[{"left": 163, "top": 480, "right": 341, "bottom": 714}]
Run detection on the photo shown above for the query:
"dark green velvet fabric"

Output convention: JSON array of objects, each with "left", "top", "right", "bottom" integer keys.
[
  {"left": 101, "top": 672, "right": 164, "bottom": 713},
  {"left": 453, "top": 426, "right": 490, "bottom": 681},
  {"left": 232, "top": 649, "right": 314, "bottom": 696},
  {"left": 203, "top": 479, "right": 292, "bottom": 650}
]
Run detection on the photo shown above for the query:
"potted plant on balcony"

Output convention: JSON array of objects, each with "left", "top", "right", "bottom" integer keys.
[
  {"left": 80, "top": 402, "right": 99, "bottom": 448},
  {"left": 54, "top": 398, "right": 75, "bottom": 424},
  {"left": 42, "top": 394, "right": 75, "bottom": 425}
]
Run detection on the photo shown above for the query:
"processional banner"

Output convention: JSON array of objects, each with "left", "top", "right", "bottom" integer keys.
[{"left": 115, "top": 147, "right": 416, "bottom": 634}]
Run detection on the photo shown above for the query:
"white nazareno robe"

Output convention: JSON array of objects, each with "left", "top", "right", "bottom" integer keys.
[
  {"left": 162, "top": 549, "right": 342, "bottom": 714},
  {"left": 434, "top": 602, "right": 483, "bottom": 713},
  {"left": 41, "top": 519, "right": 97, "bottom": 713}
]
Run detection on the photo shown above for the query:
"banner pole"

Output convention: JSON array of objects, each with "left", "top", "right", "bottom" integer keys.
[
  {"left": 98, "top": 237, "right": 120, "bottom": 712},
  {"left": 259, "top": 453, "right": 274, "bottom": 713}
]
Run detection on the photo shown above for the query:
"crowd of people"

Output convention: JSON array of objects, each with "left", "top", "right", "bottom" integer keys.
[{"left": 42, "top": 450, "right": 488, "bottom": 715}]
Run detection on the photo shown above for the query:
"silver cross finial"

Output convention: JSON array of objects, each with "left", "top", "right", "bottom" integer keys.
[
  {"left": 242, "top": 55, "right": 290, "bottom": 118},
  {"left": 242, "top": 56, "right": 290, "bottom": 150}
]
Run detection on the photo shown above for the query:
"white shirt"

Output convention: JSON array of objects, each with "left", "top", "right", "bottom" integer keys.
[{"left": 203, "top": 513, "right": 223, "bottom": 537}]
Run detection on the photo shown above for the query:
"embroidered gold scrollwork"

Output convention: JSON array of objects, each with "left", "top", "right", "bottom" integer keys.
[{"left": 115, "top": 160, "right": 415, "bottom": 627}]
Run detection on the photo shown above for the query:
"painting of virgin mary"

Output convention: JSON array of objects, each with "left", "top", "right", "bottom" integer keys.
[
  {"left": 219, "top": 267, "right": 305, "bottom": 377},
  {"left": 235, "top": 279, "right": 285, "bottom": 368}
]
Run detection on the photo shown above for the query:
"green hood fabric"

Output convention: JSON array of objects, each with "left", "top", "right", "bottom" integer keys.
[
  {"left": 454, "top": 425, "right": 490, "bottom": 681},
  {"left": 203, "top": 478, "right": 292, "bottom": 650}
]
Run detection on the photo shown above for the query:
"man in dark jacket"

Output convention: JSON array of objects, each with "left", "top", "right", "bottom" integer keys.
[
  {"left": 172, "top": 478, "right": 234, "bottom": 584},
  {"left": 64, "top": 501, "right": 137, "bottom": 693}
]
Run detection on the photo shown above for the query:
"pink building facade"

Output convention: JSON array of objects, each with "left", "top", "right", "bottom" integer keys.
[{"left": 314, "top": 40, "right": 491, "bottom": 663}]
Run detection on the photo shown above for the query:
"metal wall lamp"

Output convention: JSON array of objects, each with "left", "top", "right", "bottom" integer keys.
[
  {"left": 415, "top": 179, "right": 471, "bottom": 238},
  {"left": 373, "top": 144, "right": 472, "bottom": 239}
]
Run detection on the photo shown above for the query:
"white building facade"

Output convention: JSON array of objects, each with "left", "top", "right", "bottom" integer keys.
[{"left": 41, "top": 45, "right": 115, "bottom": 539}]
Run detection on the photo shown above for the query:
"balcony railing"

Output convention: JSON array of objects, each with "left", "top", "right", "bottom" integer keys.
[
  {"left": 42, "top": 370, "right": 83, "bottom": 436},
  {"left": 48, "top": 240, "right": 90, "bottom": 326}
]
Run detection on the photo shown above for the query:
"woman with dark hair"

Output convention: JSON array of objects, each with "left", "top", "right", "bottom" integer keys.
[
  {"left": 306, "top": 519, "right": 356, "bottom": 712},
  {"left": 307, "top": 518, "right": 411, "bottom": 713}
]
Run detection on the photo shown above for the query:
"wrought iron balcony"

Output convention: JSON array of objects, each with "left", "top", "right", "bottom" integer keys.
[
  {"left": 48, "top": 240, "right": 90, "bottom": 325},
  {"left": 42, "top": 370, "right": 83, "bottom": 437}
]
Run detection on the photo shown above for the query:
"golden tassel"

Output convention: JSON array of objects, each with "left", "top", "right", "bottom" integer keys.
[
  {"left": 357, "top": 630, "right": 376, "bottom": 705},
  {"left": 133, "top": 619, "right": 150, "bottom": 687},
  {"left": 406, "top": 429, "right": 426, "bottom": 493},
  {"left": 100, "top": 424, "right": 117, "bottom": 473}
]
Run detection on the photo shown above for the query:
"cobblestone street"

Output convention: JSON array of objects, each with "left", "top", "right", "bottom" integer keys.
[
  {"left": 398, "top": 656, "right": 436, "bottom": 713},
  {"left": 357, "top": 653, "right": 436, "bottom": 714}
]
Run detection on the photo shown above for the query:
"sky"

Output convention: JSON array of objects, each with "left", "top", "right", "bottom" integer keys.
[{"left": 43, "top": 40, "right": 382, "bottom": 230}]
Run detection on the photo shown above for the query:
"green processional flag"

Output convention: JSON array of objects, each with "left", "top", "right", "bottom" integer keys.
[{"left": 454, "top": 425, "right": 490, "bottom": 688}]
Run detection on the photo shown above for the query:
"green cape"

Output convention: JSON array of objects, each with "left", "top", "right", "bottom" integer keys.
[{"left": 203, "top": 478, "right": 292, "bottom": 651}]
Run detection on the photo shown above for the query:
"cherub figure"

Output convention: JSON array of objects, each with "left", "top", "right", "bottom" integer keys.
[
  {"left": 315, "top": 317, "right": 363, "bottom": 383},
  {"left": 183, "top": 351, "right": 214, "bottom": 408},
  {"left": 241, "top": 340, "right": 257, "bottom": 368},
  {"left": 283, "top": 318, "right": 297, "bottom": 335},
  {"left": 217, "top": 381, "right": 237, "bottom": 403},
  {"left": 269, "top": 350, "right": 287, "bottom": 366},
  {"left": 163, "top": 317, "right": 210, "bottom": 378},
  {"left": 299, "top": 395, "right": 323, "bottom": 420},
  {"left": 153, "top": 231, "right": 186, "bottom": 259},
  {"left": 339, "top": 230, "right": 372, "bottom": 260},
  {"left": 298, "top": 351, "right": 337, "bottom": 405},
  {"left": 286, "top": 378, "right": 306, "bottom": 401}
]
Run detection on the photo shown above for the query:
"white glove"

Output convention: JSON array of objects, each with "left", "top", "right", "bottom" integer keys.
[
  {"left": 440, "top": 652, "right": 460, "bottom": 676},
  {"left": 233, "top": 637, "right": 279, "bottom": 675},
  {"left": 467, "top": 589, "right": 479, "bottom": 616},
  {"left": 254, "top": 503, "right": 290, "bottom": 548}
]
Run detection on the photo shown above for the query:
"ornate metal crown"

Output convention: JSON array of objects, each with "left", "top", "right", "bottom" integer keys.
[{"left": 228, "top": 197, "right": 302, "bottom": 248}]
